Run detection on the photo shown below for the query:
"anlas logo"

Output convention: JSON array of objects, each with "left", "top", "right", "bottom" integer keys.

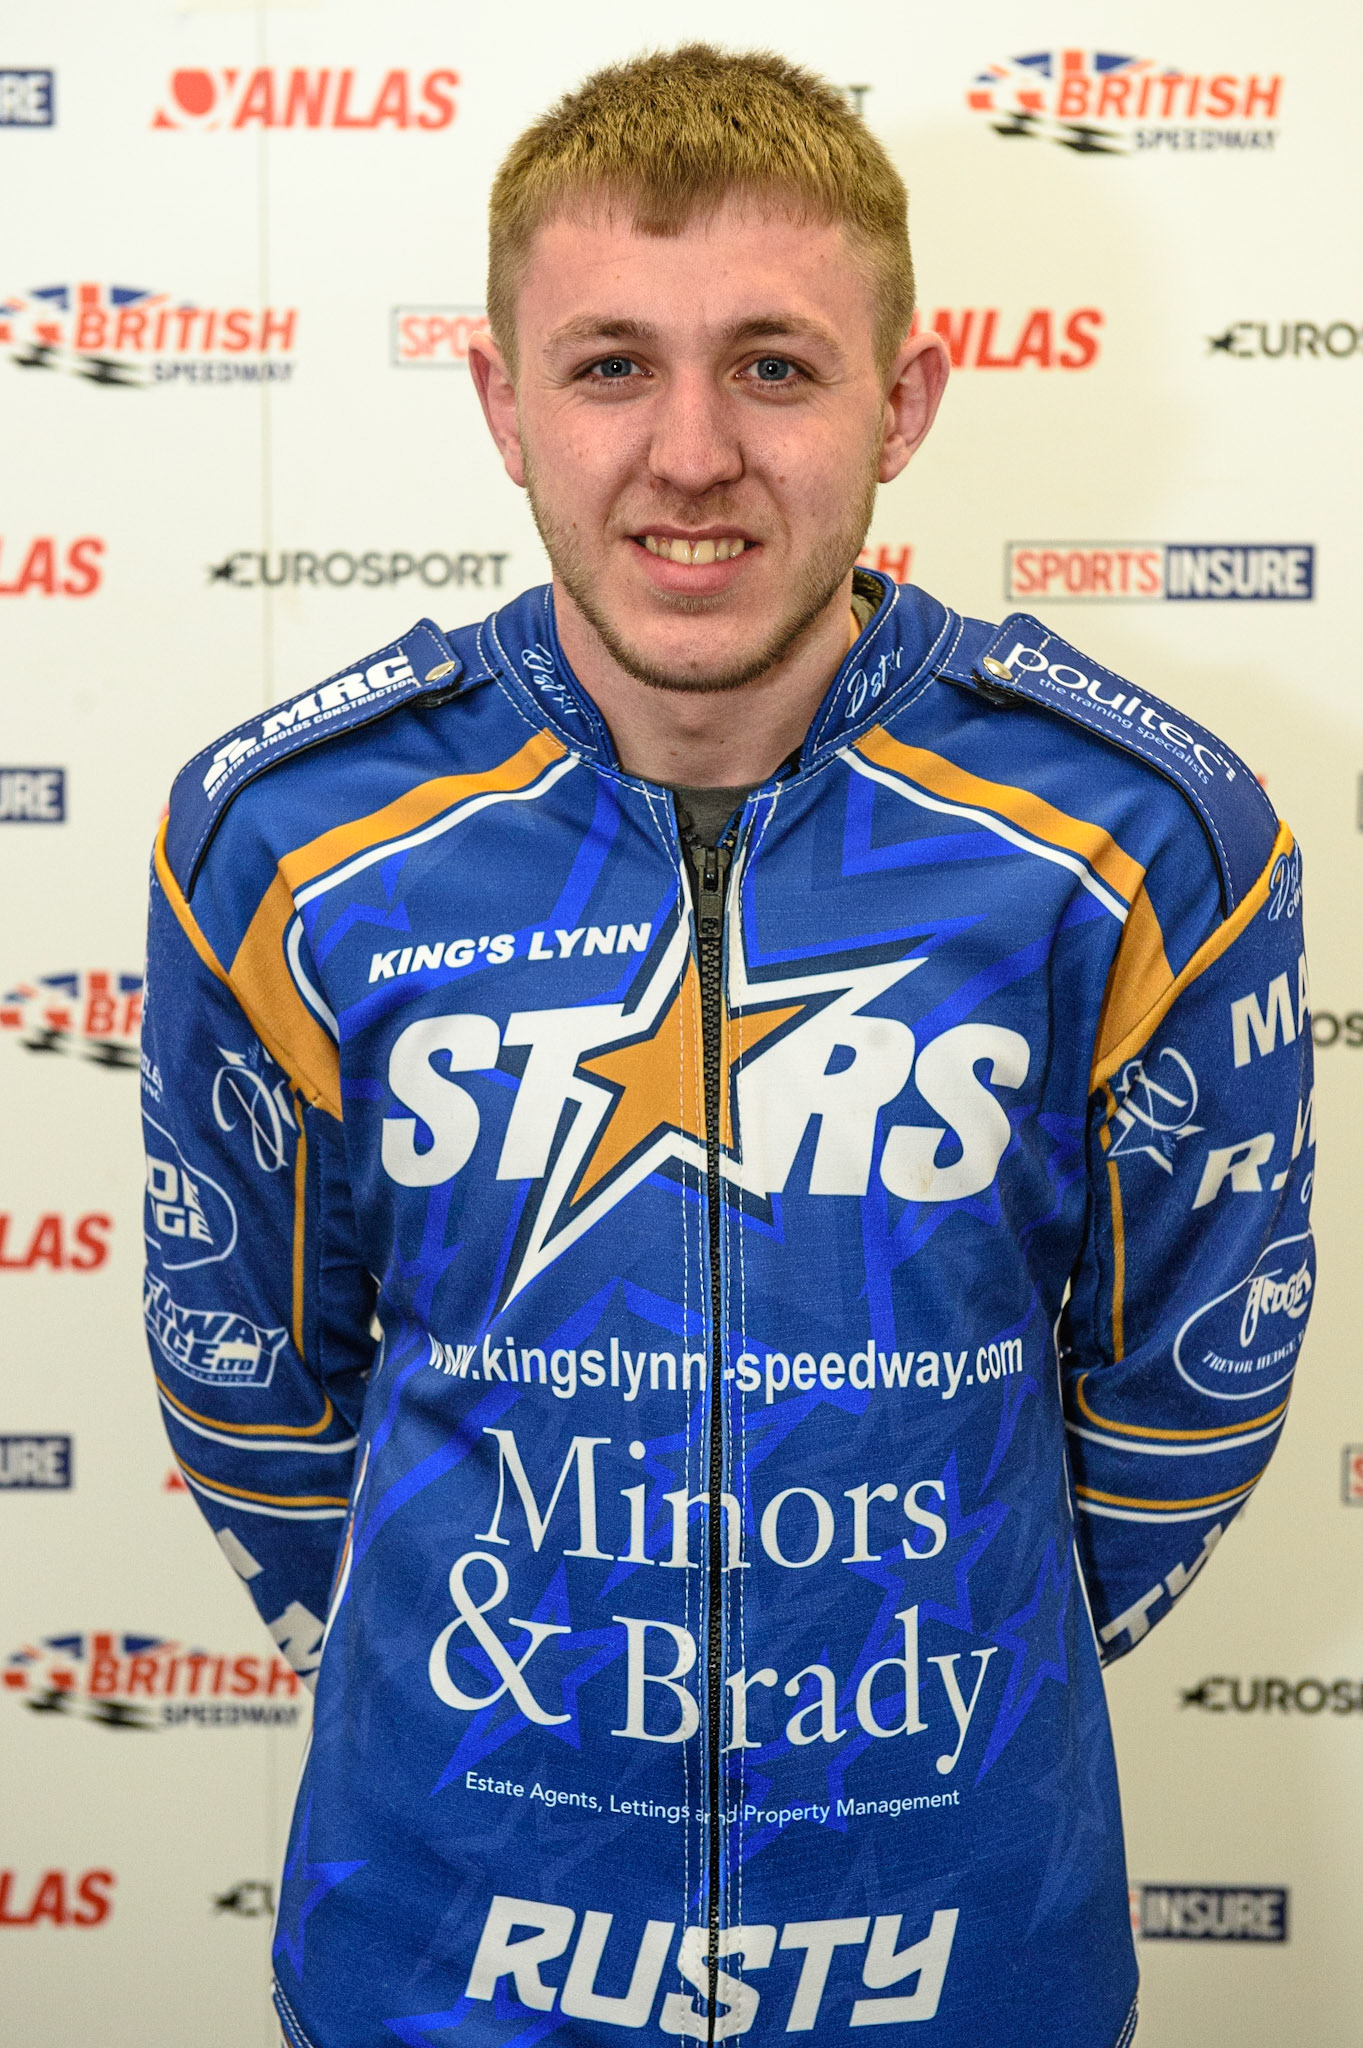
[
  {"left": 968, "top": 51, "right": 1282, "bottom": 153},
  {"left": 0, "top": 1214, "right": 111, "bottom": 1272},
  {"left": 0, "top": 283, "right": 297, "bottom": 387},
  {"left": 153, "top": 65, "right": 457, "bottom": 130},
  {"left": 4, "top": 1632, "right": 304, "bottom": 1729},
  {"left": 0, "top": 1869, "right": 113, "bottom": 1929},
  {"left": 0, "top": 536, "right": 102, "bottom": 595},
  {"left": 0, "top": 970, "right": 141, "bottom": 1065},
  {"left": 907, "top": 306, "right": 1102, "bottom": 370}
]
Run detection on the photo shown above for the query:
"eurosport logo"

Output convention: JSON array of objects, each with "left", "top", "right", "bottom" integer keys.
[
  {"left": 0, "top": 70, "right": 54, "bottom": 125},
  {"left": 0, "top": 536, "right": 103, "bottom": 595},
  {"left": 0, "top": 768, "right": 65, "bottom": 821},
  {"left": 1131, "top": 1885, "right": 1288, "bottom": 1942},
  {"left": 1342, "top": 1446, "right": 1363, "bottom": 1503},
  {"left": 0, "top": 969, "right": 141, "bottom": 1065},
  {"left": 967, "top": 51, "right": 1282, "bottom": 154},
  {"left": 214, "top": 1881, "right": 274, "bottom": 1918},
  {"left": 208, "top": 548, "right": 511, "bottom": 592},
  {"left": 0, "top": 1214, "right": 111, "bottom": 1272},
  {"left": 0, "top": 284, "right": 297, "bottom": 386},
  {"left": 0, "top": 1870, "right": 113, "bottom": 1928},
  {"left": 1182, "top": 1676, "right": 1363, "bottom": 1714},
  {"left": 152, "top": 66, "right": 457, "bottom": 131},
  {"left": 0, "top": 1437, "right": 72, "bottom": 1491},
  {"left": 1210, "top": 321, "right": 1363, "bottom": 360},
  {"left": 1006, "top": 544, "right": 1315, "bottom": 603},
  {"left": 392, "top": 305, "right": 489, "bottom": 366},
  {"left": 907, "top": 306, "right": 1102, "bottom": 369},
  {"left": 3, "top": 1632, "right": 304, "bottom": 1729},
  {"left": 1311, "top": 1011, "right": 1363, "bottom": 1048}
]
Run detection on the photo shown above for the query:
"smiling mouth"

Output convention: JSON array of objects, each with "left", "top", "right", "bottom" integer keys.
[{"left": 638, "top": 534, "right": 749, "bottom": 565}]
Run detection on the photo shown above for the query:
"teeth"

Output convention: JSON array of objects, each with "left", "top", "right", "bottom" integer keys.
[{"left": 642, "top": 536, "right": 746, "bottom": 564}]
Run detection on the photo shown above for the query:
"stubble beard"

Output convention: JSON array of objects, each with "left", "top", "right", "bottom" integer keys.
[{"left": 524, "top": 456, "right": 879, "bottom": 698}]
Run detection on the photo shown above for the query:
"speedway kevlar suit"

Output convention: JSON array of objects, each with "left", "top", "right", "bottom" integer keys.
[{"left": 142, "top": 572, "right": 1314, "bottom": 2048}]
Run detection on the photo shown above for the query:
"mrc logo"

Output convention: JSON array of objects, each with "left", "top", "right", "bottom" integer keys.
[
  {"left": 967, "top": 51, "right": 1283, "bottom": 154},
  {"left": 152, "top": 66, "right": 457, "bottom": 130}
]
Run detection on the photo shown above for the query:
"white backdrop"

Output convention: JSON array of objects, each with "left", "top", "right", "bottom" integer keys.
[{"left": 2, "top": 3, "right": 1359, "bottom": 2042}]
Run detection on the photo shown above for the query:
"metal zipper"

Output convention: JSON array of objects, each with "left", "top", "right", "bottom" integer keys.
[{"left": 683, "top": 824, "right": 735, "bottom": 2038}]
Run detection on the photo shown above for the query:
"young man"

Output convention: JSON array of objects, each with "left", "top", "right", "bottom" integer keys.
[{"left": 143, "top": 45, "right": 1313, "bottom": 2048}]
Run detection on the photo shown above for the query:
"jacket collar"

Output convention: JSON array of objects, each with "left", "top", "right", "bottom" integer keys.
[{"left": 481, "top": 572, "right": 958, "bottom": 777}]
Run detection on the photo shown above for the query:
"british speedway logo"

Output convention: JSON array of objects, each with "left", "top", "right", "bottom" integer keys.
[
  {"left": 0, "top": 970, "right": 141, "bottom": 1067},
  {"left": 0, "top": 283, "right": 298, "bottom": 386},
  {"left": 967, "top": 51, "right": 1282, "bottom": 154},
  {"left": 3, "top": 1632, "right": 304, "bottom": 1730}
]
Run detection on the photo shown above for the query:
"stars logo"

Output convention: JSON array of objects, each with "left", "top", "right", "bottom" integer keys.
[{"left": 496, "top": 860, "right": 928, "bottom": 1306}]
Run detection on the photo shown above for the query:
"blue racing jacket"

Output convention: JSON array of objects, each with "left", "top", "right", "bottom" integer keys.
[{"left": 142, "top": 574, "right": 1314, "bottom": 2048}]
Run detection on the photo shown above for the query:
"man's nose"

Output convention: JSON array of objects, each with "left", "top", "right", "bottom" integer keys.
[{"left": 646, "top": 370, "right": 744, "bottom": 497}]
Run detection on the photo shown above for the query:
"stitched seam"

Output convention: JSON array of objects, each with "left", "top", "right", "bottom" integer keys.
[
  {"left": 810, "top": 592, "right": 961, "bottom": 757},
  {"left": 808, "top": 575, "right": 904, "bottom": 750},
  {"left": 1113, "top": 1992, "right": 1139, "bottom": 2048},
  {"left": 273, "top": 1982, "right": 321, "bottom": 2048}
]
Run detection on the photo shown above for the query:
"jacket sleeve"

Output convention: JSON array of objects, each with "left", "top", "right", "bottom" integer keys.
[
  {"left": 1063, "top": 827, "right": 1313, "bottom": 1660},
  {"left": 142, "top": 827, "right": 375, "bottom": 1686}
]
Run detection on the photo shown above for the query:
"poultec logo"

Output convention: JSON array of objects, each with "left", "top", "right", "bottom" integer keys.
[
  {"left": 3, "top": 1632, "right": 304, "bottom": 1729},
  {"left": 907, "top": 306, "right": 1102, "bottom": 369},
  {"left": 967, "top": 51, "right": 1282, "bottom": 153},
  {"left": 1006, "top": 544, "right": 1315, "bottom": 603},
  {"left": 0, "top": 283, "right": 297, "bottom": 386},
  {"left": 0, "top": 69, "right": 54, "bottom": 125},
  {"left": 1132, "top": 1885, "right": 1288, "bottom": 1942},
  {"left": 0, "top": 970, "right": 141, "bottom": 1065},
  {"left": 153, "top": 65, "right": 457, "bottom": 130}
]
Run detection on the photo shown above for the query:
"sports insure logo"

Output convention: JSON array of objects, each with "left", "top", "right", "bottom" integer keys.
[
  {"left": 1006, "top": 543, "right": 1314, "bottom": 602},
  {"left": 392, "top": 305, "right": 489, "bottom": 366},
  {"left": 0, "top": 1436, "right": 71, "bottom": 1490},
  {"left": 0, "top": 768, "right": 64, "bottom": 821},
  {"left": 0, "top": 70, "right": 53, "bottom": 125},
  {"left": 1132, "top": 1885, "right": 1288, "bottom": 1942}
]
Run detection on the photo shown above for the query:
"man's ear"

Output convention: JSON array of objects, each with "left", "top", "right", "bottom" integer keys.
[
  {"left": 467, "top": 332, "right": 525, "bottom": 487},
  {"left": 878, "top": 331, "right": 950, "bottom": 485}
]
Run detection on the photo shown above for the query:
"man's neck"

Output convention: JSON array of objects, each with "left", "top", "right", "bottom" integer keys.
[{"left": 550, "top": 575, "right": 861, "bottom": 786}]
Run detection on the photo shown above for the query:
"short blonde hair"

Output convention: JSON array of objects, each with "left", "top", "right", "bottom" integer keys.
[{"left": 488, "top": 44, "right": 915, "bottom": 371}]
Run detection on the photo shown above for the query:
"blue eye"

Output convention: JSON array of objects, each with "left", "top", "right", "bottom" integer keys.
[
  {"left": 752, "top": 356, "right": 795, "bottom": 382},
  {"left": 591, "top": 356, "right": 637, "bottom": 379}
]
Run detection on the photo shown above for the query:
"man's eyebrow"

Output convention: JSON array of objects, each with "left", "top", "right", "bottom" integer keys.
[{"left": 544, "top": 313, "right": 845, "bottom": 352}]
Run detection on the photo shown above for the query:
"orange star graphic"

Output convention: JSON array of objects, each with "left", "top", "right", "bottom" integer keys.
[{"left": 576, "top": 965, "right": 801, "bottom": 1199}]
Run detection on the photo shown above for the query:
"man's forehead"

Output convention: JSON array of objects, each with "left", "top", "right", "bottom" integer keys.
[{"left": 520, "top": 200, "right": 873, "bottom": 343}]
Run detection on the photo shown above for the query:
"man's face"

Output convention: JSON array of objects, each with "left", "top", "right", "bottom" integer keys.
[{"left": 475, "top": 198, "right": 923, "bottom": 696}]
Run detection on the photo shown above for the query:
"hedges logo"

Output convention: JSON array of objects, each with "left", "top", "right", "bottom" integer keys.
[
  {"left": 1131, "top": 1885, "right": 1288, "bottom": 1942},
  {"left": 0, "top": 970, "right": 141, "bottom": 1066},
  {"left": 1173, "top": 1232, "right": 1313, "bottom": 1401},
  {"left": 967, "top": 51, "right": 1282, "bottom": 154},
  {"left": 153, "top": 66, "right": 457, "bottom": 131},
  {"left": 3, "top": 1632, "right": 303, "bottom": 1729},
  {"left": 1007, "top": 544, "right": 1315, "bottom": 603},
  {"left": 0, "top": 284, "right": 297, "bottom": 387}
]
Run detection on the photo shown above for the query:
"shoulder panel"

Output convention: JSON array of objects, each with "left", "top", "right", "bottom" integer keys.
[
  {"left": 938, "top": 611, "right": 1278, "bottom": 912},
  {"left": 165, "top": 616, "right": 481, "bottom": 896}
]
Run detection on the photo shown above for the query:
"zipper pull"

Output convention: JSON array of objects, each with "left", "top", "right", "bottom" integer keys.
[{"left": 694, "top": 843, "right": 731, "bottom": 933}]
